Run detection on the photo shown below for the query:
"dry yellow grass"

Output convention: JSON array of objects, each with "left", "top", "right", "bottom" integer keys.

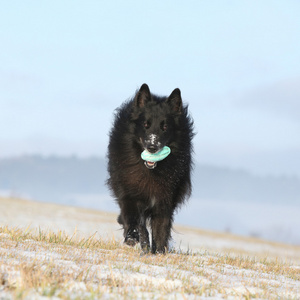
[
  {"left": 1, "top": 196, "right": 299, "bottom": 262},
  {"left": 0, "top": 225, "right": 299, "bottom": 299}
]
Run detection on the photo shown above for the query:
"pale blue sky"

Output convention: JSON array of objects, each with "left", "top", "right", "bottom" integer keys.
[{"left": 1, "top": 1, "right": 300, "bottom": 176}]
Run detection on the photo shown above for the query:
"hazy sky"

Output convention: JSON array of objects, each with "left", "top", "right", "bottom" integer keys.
[{"left": 1, "top": 1, "right": 300, "bottom": 176}]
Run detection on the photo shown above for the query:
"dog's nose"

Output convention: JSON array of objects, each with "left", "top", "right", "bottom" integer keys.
[{"left": 147, "top": 145, "right": 158, "bottom": 153}]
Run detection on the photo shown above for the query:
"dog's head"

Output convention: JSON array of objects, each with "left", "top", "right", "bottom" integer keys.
[{"left": 132, "top": 83, "right": 182, "bottom": 154}]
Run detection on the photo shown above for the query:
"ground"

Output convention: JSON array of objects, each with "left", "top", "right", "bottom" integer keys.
[{"left": 0, "top": 197, "right": 299, "bottom": 299}]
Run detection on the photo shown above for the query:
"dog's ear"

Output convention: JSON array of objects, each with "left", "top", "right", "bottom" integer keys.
[
  {"left": 135, "top": 83, "right": 151, "bottom": 107},
  {"left": 167, "top": 88, "right": 182, "bottom": 113}
]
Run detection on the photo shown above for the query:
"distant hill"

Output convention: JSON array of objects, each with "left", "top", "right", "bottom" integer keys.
[
  {"left": 0, "top": 155, "right": 108, "bottom": 203},
  {"left": 0, "top": 155, "right": 299, "bottom": 205},
  {"left": 193, "top": 164, "right": 300, "bottom": 205}
]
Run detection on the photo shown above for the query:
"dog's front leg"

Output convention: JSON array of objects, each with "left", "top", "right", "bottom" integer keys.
[{"left": 150, "top": 210, "right": 173, "bottom": 254}]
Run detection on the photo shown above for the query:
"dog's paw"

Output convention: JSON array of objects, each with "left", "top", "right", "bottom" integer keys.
[{"left": 124, "top": 228, "right": 139, "bottom": 247}]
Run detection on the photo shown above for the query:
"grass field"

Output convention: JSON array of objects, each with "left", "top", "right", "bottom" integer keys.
[{"left": 0, "top": 197, "right": 299, "bottom": 299}]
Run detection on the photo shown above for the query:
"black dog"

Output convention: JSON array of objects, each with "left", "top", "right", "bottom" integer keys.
[{"left": 107, "top": 84, "right": 194, "bottom": 254}]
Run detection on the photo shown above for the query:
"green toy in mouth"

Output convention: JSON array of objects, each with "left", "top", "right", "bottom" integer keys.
[{"left": 141, "top": 146, "right": 171, "bottom": 169}]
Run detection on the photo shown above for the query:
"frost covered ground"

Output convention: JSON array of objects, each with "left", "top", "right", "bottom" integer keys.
[{"left": 0, "top": 197, "right": 299, "bottom": 299}]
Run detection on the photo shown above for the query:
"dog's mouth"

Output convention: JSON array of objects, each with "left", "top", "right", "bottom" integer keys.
[
  {"left": 144, "top": 161, "right": 157, "bottom": 169},
  {"left": 141, "top": 145, "right": 171, "bottom": 170}
]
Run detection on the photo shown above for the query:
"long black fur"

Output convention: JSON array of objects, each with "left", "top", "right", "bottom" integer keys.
[{"left": 107, "top": 84, "right": 194, "bottom": 254}]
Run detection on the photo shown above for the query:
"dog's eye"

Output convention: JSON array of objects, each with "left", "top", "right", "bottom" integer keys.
[{"left": 144, "top": 121, "right": 150, "bottom": 129}]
